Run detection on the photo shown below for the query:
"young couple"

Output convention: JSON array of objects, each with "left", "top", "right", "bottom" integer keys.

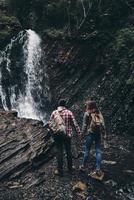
[{"left": 49, "top": 99, "right": 106, "bottom": 177}]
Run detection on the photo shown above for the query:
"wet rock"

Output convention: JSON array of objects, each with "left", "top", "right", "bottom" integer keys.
[
  {"left": 104, "top": 179, "right": 117, "bottom": 187},
  {"left": 8, "top": 181, "right": 23, "bottom": 189},
  {"left": 124, "top": 170, "right": 134, "bottom": 174},
  {"left": 0, "top": 110, "right": 54, "bottom": 181},
  {"left": 73, "top": 181, "right": 88, "bottom": 192},
  {"left": 116, "top": 183, "right": 134, "bottom": 200},
  {"left": 103, "top": 160, "right": 117, "bottom": 165},
  {"left": 73, "top": 181, "right": 88, "bottom": 200},
  {"left": 0, "top": 110, "right": 18, "bottom": 117}
]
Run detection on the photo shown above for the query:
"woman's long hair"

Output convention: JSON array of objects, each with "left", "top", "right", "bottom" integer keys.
[{"left": 85, "top": 100, "right": 100, "bottom": 114}]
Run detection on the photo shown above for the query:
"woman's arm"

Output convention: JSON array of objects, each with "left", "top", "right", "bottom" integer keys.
[{"left": 82, "top": 112, "right": 91, "bottom": 135}]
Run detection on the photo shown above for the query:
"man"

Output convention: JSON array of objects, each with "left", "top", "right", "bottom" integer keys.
[{"left": 49, "top": 99, "right": 81, "bottom": 176}]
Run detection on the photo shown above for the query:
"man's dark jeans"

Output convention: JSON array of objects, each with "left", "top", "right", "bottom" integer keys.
[{"left": 54, "top": 133, "right": 72, "bottom": 173}]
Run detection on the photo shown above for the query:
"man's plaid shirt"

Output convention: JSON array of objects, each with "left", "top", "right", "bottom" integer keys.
[{"left": 49, "top": 107, "right": 81, "bottom": 137}]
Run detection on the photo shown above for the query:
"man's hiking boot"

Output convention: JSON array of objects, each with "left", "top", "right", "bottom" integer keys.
[
  {"left": 68, "top": 165, "right": 75, "bottom": 173},
  {"left": 54, "top": 169, "right": 63, "bottom": 177},
  {"left": 96, "top": 170, "right": 103, "bottom": 177}
]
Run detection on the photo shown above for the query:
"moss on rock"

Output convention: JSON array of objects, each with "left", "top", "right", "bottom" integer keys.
[{"left": 0, "top": 10, "right": 21, "bottom": 50}]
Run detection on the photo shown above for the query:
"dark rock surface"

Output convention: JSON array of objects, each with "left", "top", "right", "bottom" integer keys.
[
  {"left": 0, "top": 4, "right": 21, "bottom": 50},
  {"left": 0, "top": 110, "right": 134, "bottom": 200},
  {"left": 42, "top": 27, "right": 134, "bottom": 136},
  {"left": 0, "top": 110, "right": 54, "bottom": 181}
]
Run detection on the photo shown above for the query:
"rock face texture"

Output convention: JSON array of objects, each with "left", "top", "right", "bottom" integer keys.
[
  {"left": 43, "top": 29, "right": 134, "bottom": 136},
  {"left": 0, "top": 110, "right": 54, "bottom": 181},
  {"left": 0, "top": 110, "right": 134, "bottom": 200},
  {"left": 0, "top": 5, "right": 21, "bottom": 50},
  {"left": 0, "top": 1, "right": 133, "bottom": 136}
]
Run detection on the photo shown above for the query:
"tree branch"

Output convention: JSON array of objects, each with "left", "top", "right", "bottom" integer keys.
[
  {"left": 80, "top": 0, "right": 86, "bottom": 18},
  {"left": 125, "top": 0, "right": 134, "bottom": 10},
  {"left": 77, "top": 0, "right": 92, "bottom": 30}
]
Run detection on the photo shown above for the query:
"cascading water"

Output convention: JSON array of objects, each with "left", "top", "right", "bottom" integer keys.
[
  {"left": 14, "top": 30, "right": 43, "bottom": 120},
  {"left": 0, "top": 31, "right": 25, "bottom": 111},
  {"left": 0, "top": 30, "right": 49, "bottom": 123}
]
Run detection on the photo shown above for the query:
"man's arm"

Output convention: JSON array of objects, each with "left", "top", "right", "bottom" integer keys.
[
  {"left": 49, "top": 112, "right": 54, "bottom": 121},
  {"left": 71, "top": 113, "right": 81, "bottom": 135}
]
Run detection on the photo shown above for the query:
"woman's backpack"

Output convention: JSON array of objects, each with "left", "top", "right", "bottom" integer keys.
[{"left": 90, "top": 112, "right": 105, "bottom": 133}]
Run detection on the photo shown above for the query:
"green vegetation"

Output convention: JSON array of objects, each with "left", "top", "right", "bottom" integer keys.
[
  {"left": 8, "top": 0, "right": 133, "bottom": 35},
  {"left": 115, "top": 28, "right": 134, "bottom": 51},
  {"left": 44, "top": 29, "right": 65, "bottom": 39},
  {"left": 112, "top": 28, "right": 134, "bottom": 67},
  {"left": 0, "top": 14, "right": 17, "bottom": 23},
  {"left": 126, "top": 76, "right": 134, "bottom": 85},
  {"left": 0, "top": 30, "right": 10, "bottom": 39},
  {"left": 0, "top": 11, "right": 21, "bottom": 49}
]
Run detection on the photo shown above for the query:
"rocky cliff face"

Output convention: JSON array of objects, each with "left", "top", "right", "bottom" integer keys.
[
  {"left": 43, "top": 28, "right": 134, "bottom": 135},
  {"left": 0, "top": 2, "right": 21, "bottom": 49},
  {"left": 0, "top": 110, "right": 54, "bottom": 181}
]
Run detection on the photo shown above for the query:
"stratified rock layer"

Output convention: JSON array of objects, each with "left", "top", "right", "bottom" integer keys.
[{"left": 0, "top": 110, "right": 54, "bottom": 181}]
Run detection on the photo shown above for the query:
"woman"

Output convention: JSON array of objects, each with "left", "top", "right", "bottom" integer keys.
[{"left": 80, "top": 100, "right": 106, "bottom": 176}]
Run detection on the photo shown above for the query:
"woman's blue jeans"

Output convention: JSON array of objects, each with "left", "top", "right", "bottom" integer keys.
[{"left": 83, "top": 132, "right": 102, "bottom": 170}]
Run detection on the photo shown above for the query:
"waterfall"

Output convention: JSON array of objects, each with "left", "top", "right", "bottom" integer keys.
[
  {"left": 14, "top": 30, "right": 43, "bottom": 120},
  {"left": 0, "top": 30, "right": 48, "bottom": 123}
]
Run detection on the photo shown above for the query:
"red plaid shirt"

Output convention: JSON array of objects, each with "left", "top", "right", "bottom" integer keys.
[{"left": 49, "top": 107, "right": 81, "bottom": 137}]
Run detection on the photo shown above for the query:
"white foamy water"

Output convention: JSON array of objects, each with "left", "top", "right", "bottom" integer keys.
[
  {"left": 12, "top": 30, "right": 44, "bottom": 121},
  {"left": 0, "top": 30, "right": 46, "bottom": 122}
]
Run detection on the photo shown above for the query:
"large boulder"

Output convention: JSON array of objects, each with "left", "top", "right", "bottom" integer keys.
[{"left": 0, "top": 110, "right": 54, "bottom": 181}]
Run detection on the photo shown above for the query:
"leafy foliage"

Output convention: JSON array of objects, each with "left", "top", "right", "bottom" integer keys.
[{"left": 8, "top": 0, "right": 134, "bottom": 34}]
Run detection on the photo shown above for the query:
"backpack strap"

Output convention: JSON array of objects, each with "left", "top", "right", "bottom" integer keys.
[{"left": 56, "top": 110, "right": 65, "bottom": 125}]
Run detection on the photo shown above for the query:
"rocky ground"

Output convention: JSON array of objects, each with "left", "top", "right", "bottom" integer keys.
[{"left": 0, "top": 111, "right": 134, "bottom": 200}]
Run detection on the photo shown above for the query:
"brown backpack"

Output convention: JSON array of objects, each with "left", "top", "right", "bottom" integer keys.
[
  {"left": 49, "top": 110, "right": 66, "bottom": 135},
  {"left": 90, "top": 112, "right": 105, "bottom": 133}
]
